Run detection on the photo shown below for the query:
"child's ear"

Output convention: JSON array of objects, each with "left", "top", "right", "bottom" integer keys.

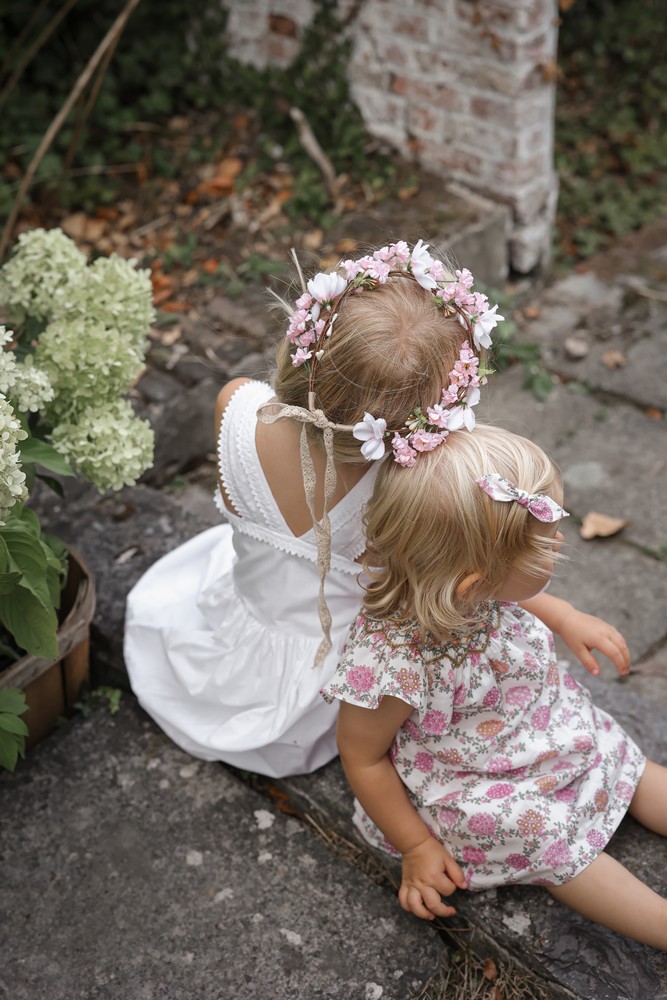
[{"left": 455, "top": 572, "right": 484, "bottom": 599}]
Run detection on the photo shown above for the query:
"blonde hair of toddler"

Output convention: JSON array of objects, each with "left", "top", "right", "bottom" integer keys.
[{"left": 363, "top": 424, "right": 564, "bottom": 639}]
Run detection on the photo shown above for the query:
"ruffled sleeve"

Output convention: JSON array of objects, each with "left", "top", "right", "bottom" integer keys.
[{"left": 321, "top": 614, "right": 429, "bottom": 713}]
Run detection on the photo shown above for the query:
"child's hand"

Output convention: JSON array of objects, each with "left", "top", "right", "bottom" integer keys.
[
  {"left": 399, "top": 837, "right": 467, "bottom": 921},
  {"left": 558, "top": 608, "right": 630, "bottom": 677}
]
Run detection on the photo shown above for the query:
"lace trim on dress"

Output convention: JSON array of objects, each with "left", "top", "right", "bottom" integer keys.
[
  {"left": 220, "top": 504, "right": 361, "bottom": 575},
  {"left": 218, "top": 381, "right": 281, "bottom": 527}
]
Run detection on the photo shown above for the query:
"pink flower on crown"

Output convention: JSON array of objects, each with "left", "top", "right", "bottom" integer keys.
[
  {"left": 292, "top": 346, "right": 312, "bottom": 366},
  {"left": 307, "top": 271, "right": 348, "bottom": 304},
  {"left": 426, "top": 403, "right": 451, "bottom": 429},
  {"left": 410, "top": 429, "right": 444, "bottom": 452},
  {"left": 392, "top": 433, "right": 417, "bottom": 467},
  {"left": 295, "top": 292, "right": 313, "bottom": 310},
  {"left": 389, "top": 241, "right": 411, "bottom": 264},
  {"left": 342, "top": 258, "right": 366, "bottom": 280},
  {"left": 441, "top": 385, "right": 459, "bottom": 406}
]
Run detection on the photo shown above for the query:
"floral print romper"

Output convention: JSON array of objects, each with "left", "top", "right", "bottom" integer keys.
[{"left": 322, "top": 603, "right": 646, "bottom": 889}]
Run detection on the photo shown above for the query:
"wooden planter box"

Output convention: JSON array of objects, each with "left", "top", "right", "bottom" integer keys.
[{"left": 0, "top": 550, "right": 96, "bottom": 747}]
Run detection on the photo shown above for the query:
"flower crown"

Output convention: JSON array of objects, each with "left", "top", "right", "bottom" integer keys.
[{"left": 285, "top": 240, "right": 504, "bottom": 467}]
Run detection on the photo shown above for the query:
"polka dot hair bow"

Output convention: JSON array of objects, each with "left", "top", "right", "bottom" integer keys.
[{"left": 476, "top": 474, "right": 570, "bottom": 523}]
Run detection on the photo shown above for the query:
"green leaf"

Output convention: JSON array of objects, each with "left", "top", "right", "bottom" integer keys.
[
  {"left": 36, "top": 473, "right": 65, "bottom": 497},
  {"left": 0, "top": 712, "right": 29, "bottom": 737},
  {"left": 1, "top": 522, "right": 52, "bottom": 610},
  {"left": 0, "top": 689, "right": 28, "bottom": 716},
  {"left": 0, "top": 585, "right": 58, "bottom": 660},
  {"left": 0, "top": 571, "right": 22, "bottom": 595},
  {"left": 19, "top": 437, "right": 74, "bottom": 477},
  {"left": 0, "top": 731, "right": 19, "bottom": 771}
]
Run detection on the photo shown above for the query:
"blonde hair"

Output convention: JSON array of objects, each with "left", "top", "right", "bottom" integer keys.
[
  {"left": 272, "top": 271, "right": 473, "bottom": 463},
  {"left": 363, "top": 424, "right": 563, "bottom": 638}
]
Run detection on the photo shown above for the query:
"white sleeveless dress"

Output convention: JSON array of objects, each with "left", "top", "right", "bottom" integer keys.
[{"left": 124, "top": 380, "right": 379, "bottom": 777}]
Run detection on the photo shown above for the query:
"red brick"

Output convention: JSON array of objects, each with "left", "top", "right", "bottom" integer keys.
[{"left": 268, "top": 14, "right": 298, "bottom": 38}]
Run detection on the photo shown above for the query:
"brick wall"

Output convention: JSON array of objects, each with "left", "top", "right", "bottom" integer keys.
[{"left": 222, "top": 0, "right": 560, "bottom": 274}]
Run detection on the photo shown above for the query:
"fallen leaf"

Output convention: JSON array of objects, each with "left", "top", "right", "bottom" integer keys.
[
  {"left": 560, "top": 0, "right": 577, "bottom": 9},
  {"left": 61, "top": 211, "right": 88, "bottom": 241},
  {"left": 540, "top": 60, "right": 561, "bottom": 83},
  {"left": 523, "top": 305, "right": 541, "bottom": 320},
  {"left": 398, "top": 184, "right": 419, "bottom": 200},
  {"left": 303, "top": 228, "right": 324, "bottom": 250},
  {"left": 645, "top": 406, "right": 663, "bottom": 422},
  {"left": 483, "top": 957, "right": 498, "bottom": 981},
  {"left": 160, "top": 300, "right": 190, "bottom": 313},
  {"left": 564, "top": 336, "right": 589, "bottom": 359},
  {"left": 600, "top": 350, "right": 626, "bottom": 370},
  {"left": 335, "top": 238, "right": 359, "bottom": 253},
  {"left": 152, "top": 288, "right": 174, "bottom": 307},
  {"left": 580, "top": 512, "right": 630, "bottom": 540},
  {"left": 84, "top": 217, "right": 107, "bottom": 243},
  {"left": 158, "top": 324, "right": 182, "bottom": 345},
  {"left": 200, "top": 258, "right": 220, "bottom": 274}
]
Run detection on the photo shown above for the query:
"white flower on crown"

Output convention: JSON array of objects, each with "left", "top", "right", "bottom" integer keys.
[
  {"left": 307, "top": 272, "right": 348, "bottom": 305},
  {"left": 409, "top": 239, "right": 438, "bottom": 291},
  {"left": 352, "top": 412, "right": 387, "bottom": 461},
  {"left": 473, "top": 304, "right": 505, "bottom": 350},
  {"left": 446, "top": 385, "right": 481, "bottom": 432}
]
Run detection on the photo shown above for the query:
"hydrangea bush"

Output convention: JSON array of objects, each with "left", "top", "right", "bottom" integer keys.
[{"left": 0, "top": 228, "right": 155, "bottom": 687}]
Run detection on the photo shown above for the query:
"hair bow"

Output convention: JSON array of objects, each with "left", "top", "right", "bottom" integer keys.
[{"left": 475, "top": 474, "right": 569, "bottom": 523}]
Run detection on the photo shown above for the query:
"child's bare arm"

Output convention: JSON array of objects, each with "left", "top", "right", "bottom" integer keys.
[
  {"left": 337, "top": 698, "right": 467, "bottom": 920},
  {"left": 519, "top": 593, "right": 630, "bottom": 676}
]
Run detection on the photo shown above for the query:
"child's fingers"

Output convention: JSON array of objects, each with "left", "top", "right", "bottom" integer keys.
[
  {"left": 398, "top": 884, "right": 437, "bottom": 921},
  {"left": 421, "top": 885, "right": 456, "bottom": 918},
  {"left": 586, "top": 631, "right": 630, "bottom": 675},
  {"left": 575, "top": 644, "right": 600, "bottom": 676},
  {"left": 443, "top": 856, "right": 468, "bottom": 889}
]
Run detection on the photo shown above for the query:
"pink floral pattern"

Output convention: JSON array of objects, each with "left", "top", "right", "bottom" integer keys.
[{"left": 321, "top": 603, "right": 646, "bottom": 890}]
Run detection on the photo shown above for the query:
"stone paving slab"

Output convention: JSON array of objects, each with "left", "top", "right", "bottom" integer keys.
[
  {"left": 278, "top": 673, "right": 667, "bottom": 1000},
  {"left": 0, "top": 700, "right": 445, "bottom": 1000}
]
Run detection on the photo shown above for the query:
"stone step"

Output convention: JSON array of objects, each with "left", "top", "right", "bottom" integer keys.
[
  {"left": 272, "top": 680, "right": 667, "bottom": 1000},
  {"left": 29, "top": 477, "right": 667, "bottom": 1000},
  {"left": 0, "top": 699, "right": 445, "bottom": 1000}
]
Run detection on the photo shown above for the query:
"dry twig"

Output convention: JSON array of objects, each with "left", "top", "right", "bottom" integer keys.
[
  {"left": 0, "top": 0, "right": 142, "bottom": 260},
  {"left": 289, "top": 106, "right": 344, "bottom": 213}
]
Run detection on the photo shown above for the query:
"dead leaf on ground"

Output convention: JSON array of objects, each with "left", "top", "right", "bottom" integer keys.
[
  {"left": 483, "top": 957, "right": 498, "bottom": 981},
  {"left": 600, "top": 349, "right": 627, "bottom": 370},
  {"left": 61, "top": 211, "right": 107, "bottom": 244},
  {"left": 564, "top": 336, "right": 590, "bottom": 359},
  {"left": 200, "top": 258, "right": 220, "bottom": 275},
  {"left": 523, "top": 305, "right": 541, "bottom": 320},
  {"left": 157, "top": 324, "right": 182, "bottom": 346},
  {"left": 580, "top": 511, "right": 630, "bottom": 540},
  {"left": 398, "top": 183, "right": 419, "bottom": 200},
  {"left": 645, "top": 406, "right": 663, "bottom": 422},
  {"left": 335, "top": 238, "right": 359, "bottom": 254},
  {"left": 160, "top": 300, "right": 190, "bottom": 313},
  {"left": 303, "top": 228, "right": 324, "bottom": 250}
]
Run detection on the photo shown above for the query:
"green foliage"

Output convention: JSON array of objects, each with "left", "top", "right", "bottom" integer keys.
[
  {"left": 74, "top": 686, "right": 122, "bottom": 718},
  {"left": 489, "top": 287, "right": 555, "bottom": 402},
  {"left": 0, "top": 503, "right": 66, "bottom": 660},
  {"left": 0, "top": 1, "right": 391, "bottom": 223},
  {"left": 556, "top": 0, "right": 667, "bottom": 261},
  {"left": 0, "top": 687, "right": 29, "bottom": 771}
]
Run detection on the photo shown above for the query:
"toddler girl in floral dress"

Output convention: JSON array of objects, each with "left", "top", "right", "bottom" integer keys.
[{"left": 323, "top": 424, "right": 667, "bottom": 949}]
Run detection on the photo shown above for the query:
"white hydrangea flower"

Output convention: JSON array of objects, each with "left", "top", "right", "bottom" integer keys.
[
  {"left": 13, "top": 359, "right": 55, "bottom": 413},
  {"left": 0, "top": 228, "right": 87, "bottom": 323},
  {"left": 50, "top": 254, "right": 155, "bottom": 352},
  {"left": 0, "top": 393, "right": 27, "bottom": 523},
  {"left": 50, "top": 398, "right": 154, "bottom": 492},
  {"left": 35, "top": 317, "right": 144, "bottom": 419}
]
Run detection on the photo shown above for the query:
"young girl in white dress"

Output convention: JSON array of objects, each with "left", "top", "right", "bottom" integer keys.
[
  {"left": 323, "top": 424, "right": 667, "bottom": 949},
  {"left": 125, "top": 240, "right": 629, "bottom": 779}
]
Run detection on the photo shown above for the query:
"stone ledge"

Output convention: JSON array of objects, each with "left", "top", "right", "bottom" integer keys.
[{"left": 0, "top": 700, "right": 445, "bottom": 1000}]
